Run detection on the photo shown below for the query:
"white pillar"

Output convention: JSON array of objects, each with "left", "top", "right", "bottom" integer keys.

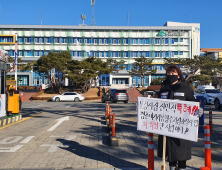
[{"left": 148, "top": 74, "right": 151, "bottom": 86}]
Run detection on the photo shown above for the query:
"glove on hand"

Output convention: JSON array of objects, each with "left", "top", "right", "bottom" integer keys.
[{"left": 197, "top": 107, "right": 204, "bottom": 118}]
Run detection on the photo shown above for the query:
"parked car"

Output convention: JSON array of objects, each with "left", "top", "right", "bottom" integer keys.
[
  {"left": 213, "top": 90, "right": 222, "bottom": 109},
  {"left": 143, "top": 91, "right": 155, "bottom": 98},
  {"left": 154, "top": 90, "right": 160, "bottom": 98},
  {"left": 194, "top": 86, "right": 220, "bottom": 105},
  {"left": 101, "top": 89, "right": 129, "bottom": 103},
  {"left": 51, "top": 92, "right": 85, "bottom": 102}
]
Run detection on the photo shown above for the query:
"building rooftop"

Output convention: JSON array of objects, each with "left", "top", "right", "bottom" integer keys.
[{"left": 201, "top": 48, "right": 222, "bottom": 52}]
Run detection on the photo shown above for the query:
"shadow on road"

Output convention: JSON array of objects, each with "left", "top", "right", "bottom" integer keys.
[{"left": 57, "top": 138, "right": 147, "bottom": 168}]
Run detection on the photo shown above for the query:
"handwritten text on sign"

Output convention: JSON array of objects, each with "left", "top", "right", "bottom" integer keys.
[{"left": 137, "top": 97, "right": 200, "bottom": 142}]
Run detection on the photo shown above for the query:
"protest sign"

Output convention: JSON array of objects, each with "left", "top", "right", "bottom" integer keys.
[{"left": 137, "top": 97, "right": 200, "bottom": 142}]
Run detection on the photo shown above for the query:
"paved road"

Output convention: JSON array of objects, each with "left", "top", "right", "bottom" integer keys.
[{"left": 0, "top": 101, "right": 221, "bottom": 170}]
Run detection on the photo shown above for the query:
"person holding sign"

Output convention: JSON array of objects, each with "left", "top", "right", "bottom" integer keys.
[{"left": 157, "top": 65, "right": 203, "bottom": 170}]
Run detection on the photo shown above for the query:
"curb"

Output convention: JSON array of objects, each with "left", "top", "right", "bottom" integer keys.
[{"left": 0, "top": 115, "right": 22, "bottom": 127}]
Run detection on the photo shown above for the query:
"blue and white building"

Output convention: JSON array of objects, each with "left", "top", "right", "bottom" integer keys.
[{"left": 1, "top": 21, "right": 200, "bottom": 87}]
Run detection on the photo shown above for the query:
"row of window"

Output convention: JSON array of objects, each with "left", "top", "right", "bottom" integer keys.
[
  {"left": 0, "top": 37, "right": 14, "bottom": 42},
  {"left": 8, "top": 50, "right": 184, "bottom": 58},
  {"left": 17, "top": 37, "right": 184, "bottom": 45}
]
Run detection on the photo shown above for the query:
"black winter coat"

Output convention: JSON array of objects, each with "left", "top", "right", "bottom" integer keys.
[{"left": 157, "top": 80, "right": 196, "bottom": 162}]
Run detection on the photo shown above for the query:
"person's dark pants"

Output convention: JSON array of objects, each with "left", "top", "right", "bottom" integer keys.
[{"left": 169, "top": 160, "right": 186, "bottom": 168}]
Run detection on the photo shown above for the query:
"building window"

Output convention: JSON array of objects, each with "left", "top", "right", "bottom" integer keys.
[
  {"left": 162, "top": 39, "right": 165, "bottom": 44},
  {"left": 99, "top": 52, "right": 102, "bottom": 57},
  {"left": 155, "top": 39, "right": 160, "bottom": 44},
  {"left": 104, "top": 39, "right": 107, "bottom": 44},
  {"left": 44, "top": 79, "right": 48, "bottom": 84},
  {"left": 34, "top": 79, "right": 37, "bottom": 85},
  {"left": 99, "top": 39, "right": 102, "bottom": 44},
  {"left": 39, "top": 79, "right": 42, "bottom": 85},
  {"left": 24, "top": 78, "right": 27, "bottom": 85},
  {"left": 84, "top": 39, "right": 87, "bottom": 44},
  {"left": 155, "top": 52, "right": 160, "bottom": 57},
  {"left": 113, "top": 39, "right": 117, "bottom": 44}
]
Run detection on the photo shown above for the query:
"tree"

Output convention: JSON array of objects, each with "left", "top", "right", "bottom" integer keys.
[
  {"left": 7, "top": 56, "right": 25, "bottom": 73},
  {"left": 150, "top": 77, "right": 166, "bottom": 85},
  {"left": 67, "top": 57, "right": 113, "bottom": 91},
  {"left": 34, "top": 51, "right": 72, "bottom": 92},
  {"left": 107, "top": 59, "right": 126, "bottom": 72},
  {"left": 163, "top": 55, "right": 222, "bottom": 86},
  {"left": 128, "top": 56, "right": 156, "bottom": 87}
]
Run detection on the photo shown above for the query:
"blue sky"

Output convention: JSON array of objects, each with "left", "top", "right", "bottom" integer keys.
[{"left": 1, "top": 0, "right": 221, "bottom": 48}]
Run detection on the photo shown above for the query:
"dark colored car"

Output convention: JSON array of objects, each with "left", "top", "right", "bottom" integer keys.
[{"left": 101, "top": 89, "right": 129, "bottom": 103}]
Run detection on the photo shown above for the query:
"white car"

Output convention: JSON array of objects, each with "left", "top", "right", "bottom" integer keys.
[
  {"left": 51, "top": 92, "right": 85, "bottom": 102},
  {"left": 214, "top": 92, "right": 222, "bottom": 109},
  {"left": 194, "top": 88, "right": 220, "bottom": 105}
]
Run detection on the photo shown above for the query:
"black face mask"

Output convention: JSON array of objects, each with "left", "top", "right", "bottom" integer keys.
[{"left": 167, "top": 75, "right": 178, "bottom": 84}]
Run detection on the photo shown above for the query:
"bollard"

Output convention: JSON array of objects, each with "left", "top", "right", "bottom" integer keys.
[
  {"left": 112, "top": 113, "right": 116, "bottom": 137},
  {"left": 21, "top": 93, "right": 23, "bottom": 101},
  {"left": 200, "top": 167, "right": 210, "bottom": 170},
  {"left": 106, "top": 103, "right": 109, "bottom": 118},
  {"left": 106, "top": 107, "right": 111, "bottom": 125},
  {"left": 148, "top": 133, "right": 154, "bottom": 170},
  {"left": 110, "top": 113, "right": 118, "bottom": 146},
  {"left": 40, "top": 86, "right": 42, "bottom": 91},
  {"left": 209, "top": 107, "right": 213, "bottom": 134},
  {"left": 109, "top": 113, "right": 112, "bottom": 129},
  {"left": 134, "top": 85, "right": 135, "bottom": 90},
  {"left": 204, "top": 125, "right": 212, "bottom": 170}
]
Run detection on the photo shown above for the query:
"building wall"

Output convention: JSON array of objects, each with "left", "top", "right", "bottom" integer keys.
[{"left": 0, "top": 22, "right": 200, "bottom": 87}]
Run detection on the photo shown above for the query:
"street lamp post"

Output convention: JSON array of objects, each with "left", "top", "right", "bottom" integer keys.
[{"left": 15, "top": 33, "right": 18, "bottom": 90}]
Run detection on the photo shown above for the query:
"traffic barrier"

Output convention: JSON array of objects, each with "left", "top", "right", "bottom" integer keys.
[
  {"left": 204, "top": 125, "right": 212, "bottom": 170},
  {"left": 21, "top": 93, "right": 23, "bottom": 101},
  {"left": 209, "top": 107, "right": 213, "bottom": 134},
  {"left": 148, "top": 133, "right": 154, "bottom": 170}
]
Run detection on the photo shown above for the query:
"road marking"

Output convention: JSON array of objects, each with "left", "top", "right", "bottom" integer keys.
[
  {"left": 0, "top": 145, "right": 23, "bottom": 152},
  {"left": 28, "top": 104, "right": 43, "bottom": 108},
  {"left": 40, "top": 144, "right": 70, "bottom": 152},
  {"left": 47, "top": 116, "right": 69, "bottom": 131},
  {"left": 0, "top": 112, "right": 45, "bottom": 130},
  {"left": 0, "top": 136, "right": 23, "bottom": 144},
  {"left": 20, "top": 136, "right": 35, "bottom": 143},
  {"left": 66, "top": 104, "right": 74, "bottom": 108}
]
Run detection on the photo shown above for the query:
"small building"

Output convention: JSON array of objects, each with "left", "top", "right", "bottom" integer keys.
[{"left": 201, "top": 48, "right": 222, "bottom": 60}]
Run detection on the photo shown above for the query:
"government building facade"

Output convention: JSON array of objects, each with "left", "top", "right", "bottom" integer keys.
[{"left": 1, "top": 21, "right": 200, "bottom": 88}]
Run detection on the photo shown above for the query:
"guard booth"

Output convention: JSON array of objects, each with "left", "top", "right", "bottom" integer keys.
[
  {"left": 0, "top": 59, "right": 7, "bottom": 119},
  {"left": 6, "top": 80, "right": 21, "bottom": 116}
]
